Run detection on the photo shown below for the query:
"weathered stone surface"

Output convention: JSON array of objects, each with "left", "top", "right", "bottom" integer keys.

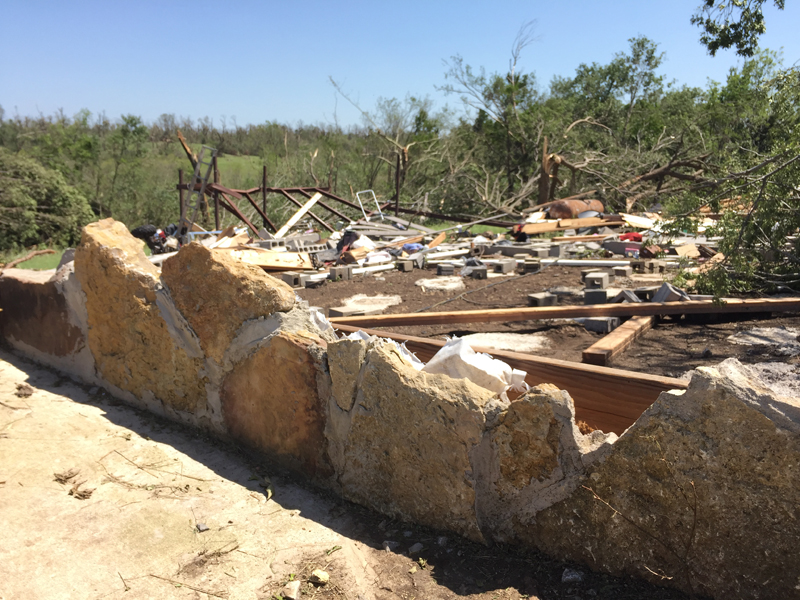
[
  {"left": 74, "top": 219, "right": 207, "bottom": 413},
  {"left": 338, "top": 341, "right": 500, "bottom": 542},
  {"left": 327, "top": 338, "right": 368, "bottom": 411},
  {"left": 0, "top": 269, "right": 83, "bottom": 357},
  {"left": 220, "top": 330, "right": 332, "bottom": 479},
  {"left": 472, "top": 384, "right": 616, "bottom": 542},
  {"left": 527, "top": 359, "right": 800, "bottom": 600},
  {"left": 161, "top": 243, "right": 295, "bottom": 363}
]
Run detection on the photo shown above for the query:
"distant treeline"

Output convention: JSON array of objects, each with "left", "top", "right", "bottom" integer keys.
[{"left": 1, "top": 37, "right": 798, "bottom": 293}]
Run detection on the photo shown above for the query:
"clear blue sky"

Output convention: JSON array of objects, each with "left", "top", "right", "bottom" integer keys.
[{"left": 2, "top": 0, "right": 798, "bottom": 129}]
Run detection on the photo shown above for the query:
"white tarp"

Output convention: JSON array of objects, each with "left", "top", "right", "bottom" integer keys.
[{"left": 421, "top": 337, "right": 528, "bottom": 401}]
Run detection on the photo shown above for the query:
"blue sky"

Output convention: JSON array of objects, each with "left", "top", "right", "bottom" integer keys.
[{"left": 1, "top": 0, "right": 798, "bottom": 129}]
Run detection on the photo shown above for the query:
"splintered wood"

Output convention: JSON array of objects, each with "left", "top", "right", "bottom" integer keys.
[{"left": 220, "top": 248, "right": 314, "bottom": 270}]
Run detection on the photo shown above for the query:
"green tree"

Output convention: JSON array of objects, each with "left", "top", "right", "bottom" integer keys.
[
  {"left": 0, "top": 147, "right": 94, "bottom": 250},
  {"left": 692, "top": 0, "right": 786, "bottom": 56}
]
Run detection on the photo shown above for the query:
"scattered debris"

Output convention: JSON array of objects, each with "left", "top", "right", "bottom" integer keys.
[
  {"left": 68, "top": 480, "right": 94, "bottom": 500},
  {"left": 309, "top": 569, "right": 329, "bottom": 585},
  {"left": 14, "top": 383, "right": 34, "bottom": 397},
  {"left": 196, "top": 523, "right": 209, "bottom": 532},
  {"left": 54, "top": 468, "right": 80, "bottom": 484},
  {"left": 283, "top": 579, "right": 302, "bottom": 599}
]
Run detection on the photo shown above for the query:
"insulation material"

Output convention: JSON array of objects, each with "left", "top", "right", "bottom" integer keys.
[{"left": 421, "top": 337, "right": 528, "bottom": 401}]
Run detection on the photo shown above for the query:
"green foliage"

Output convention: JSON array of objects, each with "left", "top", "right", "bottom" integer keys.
[
  {"left": 692, "top": 0, "right": 785, "bottom": 57},
  {"left": 0, "top": 147, "right": 94, "bottom": 250}
]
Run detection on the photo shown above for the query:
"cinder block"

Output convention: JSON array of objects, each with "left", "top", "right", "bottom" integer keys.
[
  {"left": 652, "top": 282, "right": 689, "bottom": 303},
  {"left": 549, "top": 244, "right": 564, "bottom": 258},
  {"left": 613, "top": 266, "right": 633, "bottom": 278},
  {"left": 279, "top": 271, "right": 301, "bottom": 287},
  {"left": 470, "top": 265, "right": 488, "bottom": 279},
  {"left": 437, "top": 263, "right": 455, "bottom": 276},
  {"left": 581, "top": 268, "right": 603, "bottom": 283},
  {"left": 523, "top": 260, "right": 541, "bottom": 273},
  {"left": 583, "top": 316, "right": 621, "bottom": 334},
  {"left": 630, "top": 260, "right": 646, "bottom": 273},
  {"left": 397, "top": 260, "right": 414, "bottom": 272},
  {"left": 528, "top": 292, "right": 557, "bottom": 307},
  {"left": 646, "top": 260, "right": 666, "bottom": 273},
  {"left": 256, "top": 239, "right": 287, "bottom": 250},
  {"left": 299, "top": 274, "right": 314, "bottom": 288},
  {"left": 494, "top": 259, "right": 516, "bottom": 274},
  {"left": 328, "top": 266, "right": 352, "bottom": 281},
  {"left": 584, "top": 289, "right": 608, "bottom": 305},
  {"left": 610, "top": 289, "right": 642, "bottom": 303},
  {"left": 585, "top": 272, "right": 610, "bottom": 289},
  {"left": 633, "top": 286, "right": 659, "bottom": 301}
]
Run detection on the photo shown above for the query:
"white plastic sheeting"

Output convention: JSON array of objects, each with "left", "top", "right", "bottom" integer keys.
[{"left": 421, "top": 337, "right": 528, "bottom": 401}]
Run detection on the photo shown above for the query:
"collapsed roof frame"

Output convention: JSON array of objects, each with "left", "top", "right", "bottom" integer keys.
[{"left": 177, "top": 176, "right": 517, "bottom": 237}]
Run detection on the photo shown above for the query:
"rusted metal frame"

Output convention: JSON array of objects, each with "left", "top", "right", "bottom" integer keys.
[
  {"left": 375, "top": 202, "right": 516, "bottom": 228},
  {"left": 243, "top": 191, "right": 277, "bottom": 232},
  {"left": 219, "top": 193, "right": 259, "bottom": 233},
  {"left": 261, "top": 166, "right": 269, "bottom": 231},
  {"left": 276, "top": 190, "right": 335, "bottom": 233},
  {"left": 294, "top": 188, "right": 352, "bottom": 222},
  {"left": 178, "top": 169, "right": 185, "bottom": 216},
  {"left": 207, "top": 182, "right": 243, "bottom": 199}
]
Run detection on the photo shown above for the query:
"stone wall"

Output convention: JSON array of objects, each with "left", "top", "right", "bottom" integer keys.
[{"left": 1, "top": 218, "right": 798, "bottom": 600}]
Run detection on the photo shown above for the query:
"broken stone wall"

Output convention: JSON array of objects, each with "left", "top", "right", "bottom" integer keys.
[{"left": 1, "top": 218, "right": 798, "bottom": 600}]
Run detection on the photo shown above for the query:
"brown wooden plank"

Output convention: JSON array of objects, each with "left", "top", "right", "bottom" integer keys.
[
  {"left": 329, "top": 298, "right": 800, "bottom": 329},
  {"left": 520, "top": 219, "right": 626, "bottom": 235},
  {"left": 427, "top": 231, "right": 447, "bottom": 249},
  {"left": 333, "top": 324, "right": 687, "bottom": 435},
  {"left": 220, "top": 248, "right": 314, "bottom": 271},
  {"left": 582, "top": 316, "right": 655, "bottom": 366}
]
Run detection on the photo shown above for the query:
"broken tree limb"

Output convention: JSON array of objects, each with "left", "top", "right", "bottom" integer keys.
[
  {"left": 582, "top": 316, "right": 655, "bottom": 366},
  {"left": 332, "top": 323, "right": 687, "bottom": 435},
  {"left": 1, "top": 249, "right": 56, "bottom": 271},
  {"left": 176, "top": 130, "right": 197, "bottom": 168},
  {"left": 328, "top": 297, "right": 800, "bottom": 328}
]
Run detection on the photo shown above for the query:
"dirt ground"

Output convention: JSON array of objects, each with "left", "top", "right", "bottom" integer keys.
[
  {"left": 297, "top": 265, "right": 800, "bottom": 381},
  {"left": 0, "top": 349, "right": 696, "bottom": 600}
]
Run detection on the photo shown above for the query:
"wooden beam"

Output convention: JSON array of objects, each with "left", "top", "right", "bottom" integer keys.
[
  {"left": 552, "top": 234, "right": 615, "bottom": 243},
  {"left": 328, "top": 297, "right": 800, "bottom": 328},
  {"left": 582, "top": 316, "right": 655, "bottom": 366},
  {"left": 277, "top": 190, "right": 334, "bottom": 233},
  {"left": 519, "top": 218, "right": 626, "bottom": 235},
  {"left": 275, "top": 192, "right": 323, "bottom": 238},
  {"left": 332, "top": 324, "right": 687, "bottom": 435},
  {"left": 220, "top": 248, "right": 314, "bottom": 271},
  {"left": 427, "top": 231, "right": 446, "bottom": 249}
]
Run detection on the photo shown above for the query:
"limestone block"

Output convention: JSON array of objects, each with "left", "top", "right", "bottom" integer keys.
[
  {"left": 472, "top": 384, "right": 616, "bottom": 542},
  {"left": 527, "top": 359, "right": 800, "bottom": 600},
  {"left": 74, "top": 219, "right": 207, "bottom": 413},
  {"left": 327, "top": 338, "right": 368, "bottom": 412},
  {"left": 221, "top": 330, "right": 332, "bottom": 479},
  {"left": 0, "top": 269, "right": 83, "bottom": 357},
  {"left": 161, "top": 242, "right": 295, "bottom": 363},
  {"left": 339, "top": 342, "right": 498, "bottom": 542}
]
